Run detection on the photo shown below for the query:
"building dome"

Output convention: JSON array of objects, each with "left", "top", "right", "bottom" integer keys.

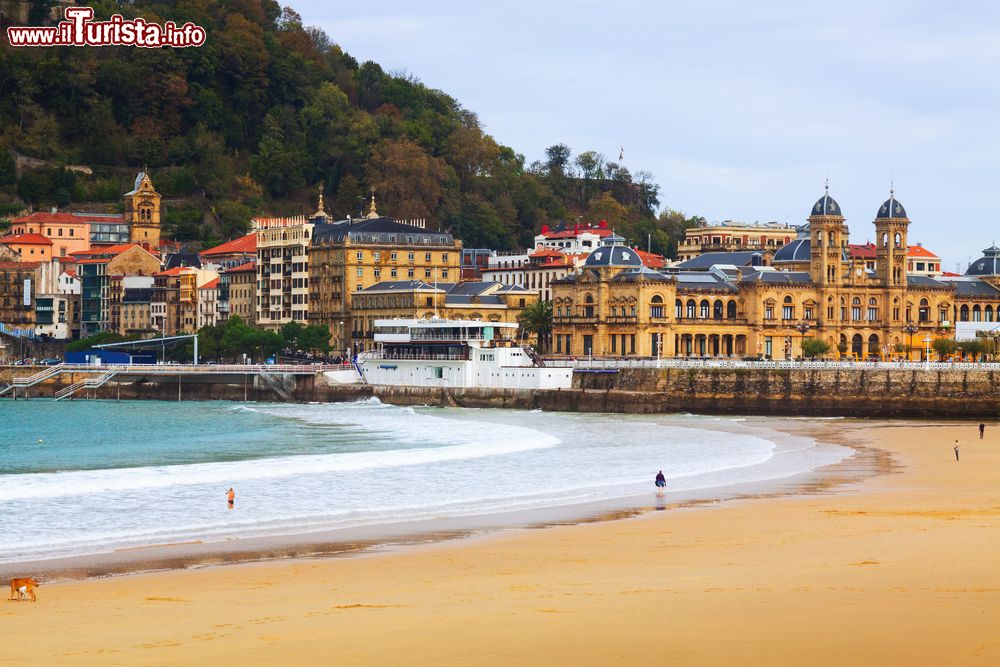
[
  {"left": 584, "top": 245, "right": 643, "bottom": 268},
  {"left": 772, "top": 238, "right": 811, "bottom": 263},
  {"left": 966, "top": 245, "right": 1000, "bottom": 276},
  {"left": 876, "top": 193, "right": 907, "bottom": 219},
  {"left": 810, "top": 192, "right": 842, "bottom": 217}
]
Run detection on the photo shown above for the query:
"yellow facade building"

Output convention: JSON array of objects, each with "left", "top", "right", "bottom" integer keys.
[
  {"left": 552, "top": 189, "right": 1000, "bottom": 359},
  {"left": 308, "top": 195, "right": 461, "bottom": 353}
]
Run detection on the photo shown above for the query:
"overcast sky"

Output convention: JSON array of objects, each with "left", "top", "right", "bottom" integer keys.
[{"left": 296, "top": 0, "right": 1000, "bottom": 271}]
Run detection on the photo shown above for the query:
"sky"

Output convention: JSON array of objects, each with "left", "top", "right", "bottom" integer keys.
[{"left": 296, "top": 0, "right": 1000, "bottom": 271}]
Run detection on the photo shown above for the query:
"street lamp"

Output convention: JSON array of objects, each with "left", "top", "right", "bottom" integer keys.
[
  {"left": 903, "top": 322, "right": 918, "bottom": 361},
  {"left": 795, "top": 321, "right": 810, "bottom": 360},
  {"left": 924, "top": 336, "right": 933, "bottom": 368}
]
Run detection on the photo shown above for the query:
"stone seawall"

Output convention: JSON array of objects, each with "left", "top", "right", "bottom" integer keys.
[{"left": 5, "top": 367, "right": 1000, "bottom": 418}]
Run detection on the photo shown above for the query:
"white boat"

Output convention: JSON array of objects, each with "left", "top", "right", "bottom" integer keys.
[{"left": 358, "top": 318, "right": 572, "bottom": 389}]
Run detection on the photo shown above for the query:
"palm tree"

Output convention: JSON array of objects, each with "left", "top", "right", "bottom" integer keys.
[{"left": 518, "top": 300, "right": 553, "bottom": 352}]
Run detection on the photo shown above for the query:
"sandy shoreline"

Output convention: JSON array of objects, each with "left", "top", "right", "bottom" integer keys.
[
  {"left": 0, "top": 417, "right": 871, "bottom": 583},
  {"left": 4, "top": 420, "right": 1000, "bottom": 665}
]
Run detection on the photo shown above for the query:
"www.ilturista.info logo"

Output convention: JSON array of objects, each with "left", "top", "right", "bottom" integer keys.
[{"left": 7, "top": 7, "right": 206, "bottom": 48}]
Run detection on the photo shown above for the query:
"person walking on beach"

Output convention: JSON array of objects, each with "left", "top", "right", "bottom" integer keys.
[
  {"left": 226, "top": 487, "right": 235, "bottom": 509},
  {"left": 655, "top": 470, "right": 667, "bottom": 490},
  {"left": 954, "top": 441, "right": 960, "bottom": 462},
  {"left": 979, "top": 423, "right": 985, "bottom": 439}
]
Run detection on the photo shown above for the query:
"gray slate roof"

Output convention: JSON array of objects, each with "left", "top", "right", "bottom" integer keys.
[{"left": 676, "top": 251, "right": 765, "bottom": 269}]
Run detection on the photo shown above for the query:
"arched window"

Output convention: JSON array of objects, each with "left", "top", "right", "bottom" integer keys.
[
  {"left": 585, "top": 294, "right": 594, "bottom": 304},
  {"left": 868, "top": 334, "right": 880, "bottom": 355},
  {"left": 783, "top": 295, "right": 793, "bottom": 303},
  {"left": 699, "top": 299, "right": 710, "bottom": 319},
  {"left": 713, "top": 300, "right": 723, "bottom": 320},
  {"left": 686, "top": 299, "right": 696, "bottom": 318},
  {"left": 852, "top": 297, "right": 861, "bottom": 305},
  {"left": 675, "top": 298, "right": 683, "bottom": 318},
  {"left": 986, "top": 305, "right": 995, "bottom": 322},
  {"left": 727, "top": 301, "right": 737, "bottom": 319},
  {"left": 960, "top": 304, "right": 970, "bottom": 321},
  {"left": 973, "top": 305, "right": 982, "bottom": 322},
  {"left": 894, "top": 233, "right": 901, "bottom": 247},
  {"left": 869, "top": 297, "right": 877, "bottom": 305},
  {"left": 650, "top": 295, "right": 664, "bottom": 318},
  {"left": 584, "top": 293, "right": 595, "bottom": 318}
]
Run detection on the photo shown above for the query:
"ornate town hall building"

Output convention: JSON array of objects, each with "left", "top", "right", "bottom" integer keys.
[{"left": 551, "top": 188, "right": 1000, "bottom": 359}]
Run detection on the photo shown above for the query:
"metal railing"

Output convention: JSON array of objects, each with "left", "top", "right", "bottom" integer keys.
[
  {"left": 12, "top": 364, "right": 64, "bottom": 387},
  {"left": 541, "top": 357, "right": 1000, "bottom": 371},
  {"left": 55, "top": 370, "right": 118, "bottom": 401},
  {"left": 363, "top": 352, "right": 468, "bottom": 361}
]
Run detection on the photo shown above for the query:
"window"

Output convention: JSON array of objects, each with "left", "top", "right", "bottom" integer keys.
[
  {"left": 699, "top": 300, "right": 709, "bottom": 318},
  {"left": 804, "top": 306, "right": 813, "bottom": 320},
  {"left": 425, "top": 253, "right": 431, "bottom": 262},
  {"left": 356, "top": 251, "right": 363, "bottom": 261},
  {"left": 374, "top": 268, "right": 381, "bottom": 278},
  {"left": 357, "top": 268, "right": 363, "bottom": 278},
  {"left": 408, "top": 252, "right": 414, "bottom": 261},
  {"left": 408, "top": 269, "right": 415, "bottom": 278},
  {"left": 374, "top": 251, "right": 381, "bottom": 260},
  {"left": 765, "top": 306, "right": 774, "bottom": 320},
  {"left": 425, "top": 269, "right": 431, "bottom": 279},
  {"left": 782, "top": 305, "right": 794, "bottom": 320},
  {"left": 391, "top": 252, "right": 397, "bottom": 261},
  {"left": 390, "top": 268, "right": 397, "bottom": 278},
  {"left": 442, "top": 269, "right": 449, "bottom": 279},
  {"left": 442, "top": 253, "right": 449, "bottom": 262}
]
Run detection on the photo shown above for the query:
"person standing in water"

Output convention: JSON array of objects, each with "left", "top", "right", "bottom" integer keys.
[
  {"left": 979, "top": 423, "right": 985, "bottom": 440},
  {"left": 227, "top": 487, "right": 235, "bottom": 509},
  {"left": 655, "top": 470, "right": 666, "bottom": 489},
  {"left": 954, "top": 442, "right": 960, "bottom": 462}
]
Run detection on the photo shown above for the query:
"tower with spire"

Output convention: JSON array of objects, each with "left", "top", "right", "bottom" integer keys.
[
  {"left": 807, "top": 180, "right": 848, "bottom": 286},
  {"left": 124, "top": 166, "right": 162, "bottom": 247},
  {"left": 873, "top": 184, "right": 910, "bottom": 287}
]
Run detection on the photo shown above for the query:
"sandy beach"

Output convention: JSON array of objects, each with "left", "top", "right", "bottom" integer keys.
[{"left": 3, "top": 420, "right": 999, "bottom": 666}]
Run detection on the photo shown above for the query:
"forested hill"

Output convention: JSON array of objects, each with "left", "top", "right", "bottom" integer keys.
[{"left": 0, "top": 0, "right": 703, "bottom": 253}]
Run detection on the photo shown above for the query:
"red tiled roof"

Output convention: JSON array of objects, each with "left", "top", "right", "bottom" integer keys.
[
  {"left": 941, "top": 271, "right": 962, "bottom": 277},
  {"left": 224, "top": 261, "right": 257, "bottom": 274},
  {"left": 12, "top": 211, "right": 123, "bottom": 224},
  {"left": 154, "top": 266, "right": 189, "bottom": 277},
  {"left": 907, "top": 244, "right": 939, "bottom": 258},
  {"left": 848, "top": 243, "right": 877, "bottom": 259},
  {"left": 0, "top": 232, "right": 53, "bottom": 245},
  {"left": 200, "top": 277, "right": 220, "bottom": 289},
  {"left": 63, "top": 269, "right": 77, "bottom": 277},
  {"left": 634, "top": 248, "right": 666, "bottom": 269},
  {"left": 0, "top": 261, "right": 43, "bottom": 269},
  {"left": 529, "top": 247, "right": 564, "bottom": 258},
  {"left": 201, "top": 233, "right": 256, "bottom": 256}
]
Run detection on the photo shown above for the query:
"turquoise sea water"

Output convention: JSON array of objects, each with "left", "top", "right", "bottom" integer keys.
[{"left": 0, "top": 399, "right": 850, "bottom": 562}]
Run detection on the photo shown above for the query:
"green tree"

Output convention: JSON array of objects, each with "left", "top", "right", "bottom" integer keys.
[
  {"left": 0, "top": 149, "right": 15, "bottom": 187},
  {"left": 298, "top": 324, "right": 331, "bottom": 354},
  {"left": 932, "top": 338, "right": 958, "bottom": 360},
  {"left": 836, "top": 340, "right": 849, "bottom": 356},
  {"left": 518, "top": 300, "right": 553, "bottom": 352},
  {"left": 801, "top": 338, "right": 831, "bottom": 359},
  {"left": 280, "top": 321, "right": 305, "bottom": 348}
]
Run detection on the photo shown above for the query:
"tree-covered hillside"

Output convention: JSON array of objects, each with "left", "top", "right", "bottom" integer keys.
[{"left": 0, "top": 0, "right": 703, "bottom": 253}]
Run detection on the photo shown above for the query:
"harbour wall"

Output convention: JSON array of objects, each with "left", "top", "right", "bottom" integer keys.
[{"left": 5, "top": 366, "right": 1000, "bottom": 418}]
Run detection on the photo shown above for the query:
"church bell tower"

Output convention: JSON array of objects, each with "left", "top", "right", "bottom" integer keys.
[
  {"left": 807, "top": 182, "right": 848, "bottom": 286},
  {"left": 124, "top": 168, "right": 162, "bottom": 247}
]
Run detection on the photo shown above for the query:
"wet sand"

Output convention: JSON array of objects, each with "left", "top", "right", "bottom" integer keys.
[{"left": 2, "top": 421, "right": 999, "bottom": 665}]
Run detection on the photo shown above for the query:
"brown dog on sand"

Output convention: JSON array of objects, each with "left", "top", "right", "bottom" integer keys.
[{"left": 9, "top": 578, "right": 38, "bottom": 602}]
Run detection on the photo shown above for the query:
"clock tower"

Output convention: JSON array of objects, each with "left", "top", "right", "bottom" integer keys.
[{"left": 124, "top": 168, "right": 162, "bottom": 247}]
